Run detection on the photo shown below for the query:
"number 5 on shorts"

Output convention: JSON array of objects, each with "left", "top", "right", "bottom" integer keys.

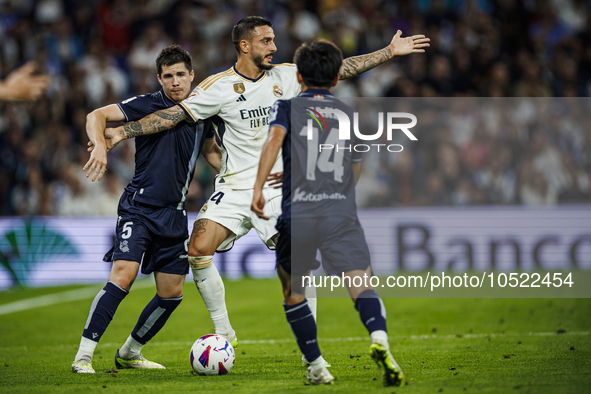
[{"left": 122, "top": 222, "right": 133, "bottom": 239}]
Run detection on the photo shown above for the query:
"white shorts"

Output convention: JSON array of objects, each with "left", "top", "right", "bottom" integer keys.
[{"left": 196, "top": 187, "right": 282, "bottom": 252}]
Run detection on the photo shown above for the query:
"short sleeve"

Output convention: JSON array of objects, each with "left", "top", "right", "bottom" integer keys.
[
  {"left": 269, "top": 99, "right": 290, "bottom": 133},
  {"left": 178, "top": 84, "right": 222, "bottom": 124},
  {"left": 118, "top": 94, "right": 155, "bottom": 122}
]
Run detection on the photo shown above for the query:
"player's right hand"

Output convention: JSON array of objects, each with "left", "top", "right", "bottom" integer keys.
[
  {"left": 83, "top": 141, "right": 107, "bottom": 182},
  {"left": 251, "top": 189, "right": 269, "bottom": 220}
]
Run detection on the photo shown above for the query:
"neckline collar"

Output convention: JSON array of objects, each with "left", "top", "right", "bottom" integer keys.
[
  {"left": 159, "top": 89, "right": 177, "bottom": 107},
  {"left": 300, "top": 88, "right": 334, "bottom": 97},
  {"left": 233, "top": 65, "right": 266, "bottom": 82}
]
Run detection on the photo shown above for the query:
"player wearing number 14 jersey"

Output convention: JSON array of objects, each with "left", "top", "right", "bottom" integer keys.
[
  {"left": 251, "top": 39, "right": 405, "bottom": 387},
  {"left": 102, "top": 16, "right": 429, "bottom": 359}
]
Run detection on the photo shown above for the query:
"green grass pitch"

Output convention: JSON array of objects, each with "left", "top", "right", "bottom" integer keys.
[{"left": 1, "top": 278, "right": 590, "bottom": 393}]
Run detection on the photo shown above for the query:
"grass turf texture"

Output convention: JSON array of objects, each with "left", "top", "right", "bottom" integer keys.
[{"left": 1, "top": 278, "right": 589, "bottom": 393}]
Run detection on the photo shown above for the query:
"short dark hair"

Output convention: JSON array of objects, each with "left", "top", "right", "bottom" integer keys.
[
  {"left": 231, "top": 16, "right": 273, "bottom": 52},
  {"left": 294, "top": 39, "right": 343, "bottom": 88},
  {"left": 156, "top": 44, "right": 192, "bottom": 75}
]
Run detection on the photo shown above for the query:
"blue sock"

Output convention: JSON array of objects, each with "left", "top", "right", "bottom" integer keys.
[
  {"left": 82, "top": 281, "right": 128, "bottom": 342},
  {"left": 355, "top": 289, "right": 388, "bottom": 334},
  {"left": 131, "top": 295, "right": 182, "bottom": 345},
  {"left": 284, "top": 299, "right": 321, "bottom": 363}
]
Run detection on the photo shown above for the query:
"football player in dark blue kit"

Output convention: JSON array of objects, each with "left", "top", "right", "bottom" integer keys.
[
  {"left": 251, "top": 40, "right": 405, "bottom": 386},
  {"left": 71, "top": 45, "right": 222, "bottom": 373}
]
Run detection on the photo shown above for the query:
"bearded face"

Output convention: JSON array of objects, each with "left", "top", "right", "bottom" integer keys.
[{"left": 253, "top": 52, "right": 274, "bottom": 71}]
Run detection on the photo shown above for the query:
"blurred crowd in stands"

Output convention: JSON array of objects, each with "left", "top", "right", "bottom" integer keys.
[
  {"left": 354, "top": 98, "right": 591, "bottom": 207},
  {"left": 0, "top": 0, "right": 590, "bottom": 215}
]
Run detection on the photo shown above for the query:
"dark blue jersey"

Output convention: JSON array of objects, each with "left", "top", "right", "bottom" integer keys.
[
  {"left": 117, "top": 89, "right": 215, "bottom": 209},
  {"left": 270, "top": 89, "right": 362, "bottom": 225}
]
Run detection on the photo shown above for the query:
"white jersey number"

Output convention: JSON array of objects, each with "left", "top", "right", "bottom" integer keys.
[{"left": 299, "top": 126, "right": 344, "bottom": 183}]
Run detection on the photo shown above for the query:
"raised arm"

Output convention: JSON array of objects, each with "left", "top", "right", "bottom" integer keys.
[
  {"left": 338, "top": 30, "right": 430, "bottom": 80},
  {"left": 83, "top": 104, "right": 126, "bottom": 181}
]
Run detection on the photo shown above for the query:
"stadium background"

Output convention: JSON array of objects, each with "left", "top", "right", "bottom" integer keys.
[{"left": 0, "top": 0, "right": 590, "bottom": 288}]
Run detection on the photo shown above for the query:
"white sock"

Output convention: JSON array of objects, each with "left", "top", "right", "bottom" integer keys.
[
  {"left": 119, "top": 335, "right": 144, "bottom": 359},
  {"left": 74, "top": 337, "right": 98, "bottom": 362},
  {"left": 305, "top": 278, "right": 317, "bottom": 322},
  {"left": 370, "top": 330, "right": 389, "bottom": 349},
  {"left": 309, "top": 355, "right": 325, "bottom": 371},
  {"left": 192, "top": 264, "right": 235, "bottom": 340}
]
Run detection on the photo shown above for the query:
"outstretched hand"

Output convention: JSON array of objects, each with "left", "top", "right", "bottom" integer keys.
[
  {"left": 83, "top": 142, "right": 107, "bottom": 182},
  {"left": 84, "top": 128, "right": 124, "bottom": 181},
  {"left": 390, "top": 30, "right": 430, "bottom": 56},
  {"left": 0, "top": 62, "right": 50, "bottom": 101}
]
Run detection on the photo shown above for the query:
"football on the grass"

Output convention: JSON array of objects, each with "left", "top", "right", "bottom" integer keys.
[{"left": 190, "top": 334, "right": 235, "bottom": 375}]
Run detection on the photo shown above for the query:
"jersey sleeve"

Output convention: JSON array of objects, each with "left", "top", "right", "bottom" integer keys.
[
  {"left": 117, "top": 94, "right": 156, "bottom": 122},
  {"left": 269, "top": 99, "right": 290, "bottom": 134},
  {"left": 178, "top": 84, "right": 222, "bottom": 124}
]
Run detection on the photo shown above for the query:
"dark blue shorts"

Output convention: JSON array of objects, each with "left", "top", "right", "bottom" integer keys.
[
  {"left": 276, "top": 216, "right": 371, "bottom": 276},
  {"left": 103, "top": 191, "right": 189, "bottom": 276}
]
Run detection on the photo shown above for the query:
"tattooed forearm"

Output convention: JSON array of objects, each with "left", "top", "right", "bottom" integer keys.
[
  {"left": 156, "top": 108, "right": 187, "bottom": 122},
  {"left": 119, "top": 106, "right": 188, "bottom": 139},
  {"left": 338, "top": 46, "right": 394, "bottom": 80}
]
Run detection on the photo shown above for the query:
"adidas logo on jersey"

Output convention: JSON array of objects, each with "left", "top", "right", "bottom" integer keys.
[{"left": 236, "top": 94, "right": 246, "bottom": 102}]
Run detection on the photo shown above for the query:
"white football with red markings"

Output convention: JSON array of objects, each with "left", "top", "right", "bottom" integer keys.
[{"left": 190, "top": 334, "right": 235, "bottom": 376}]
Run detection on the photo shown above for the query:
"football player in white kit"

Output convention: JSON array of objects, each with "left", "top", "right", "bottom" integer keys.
[{"left": 102, "top": 16, "right": 429, "bottom": 361}]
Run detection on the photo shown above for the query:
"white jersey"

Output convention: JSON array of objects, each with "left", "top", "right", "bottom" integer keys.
[{"left": 180, "top": 64, "right": 301, "bottom": 189}]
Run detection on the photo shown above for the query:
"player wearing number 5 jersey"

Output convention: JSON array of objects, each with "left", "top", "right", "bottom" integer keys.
[
  {"left": 102, "top": 16, "right": 429, "bottom": 355},
  {"left": 71, "top": 45, "right": 222, "bottom": 373}
]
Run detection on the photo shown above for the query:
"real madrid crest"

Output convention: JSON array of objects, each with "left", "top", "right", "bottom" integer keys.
[
  {"left": 273, "top": 85, "right": 283, "bottom": 97},
  {"left": 233, "top": 83, "right": 245, "bottom": 94},
  {"left": 200, "top": 204, "right": 208, "bottom": 214}
]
